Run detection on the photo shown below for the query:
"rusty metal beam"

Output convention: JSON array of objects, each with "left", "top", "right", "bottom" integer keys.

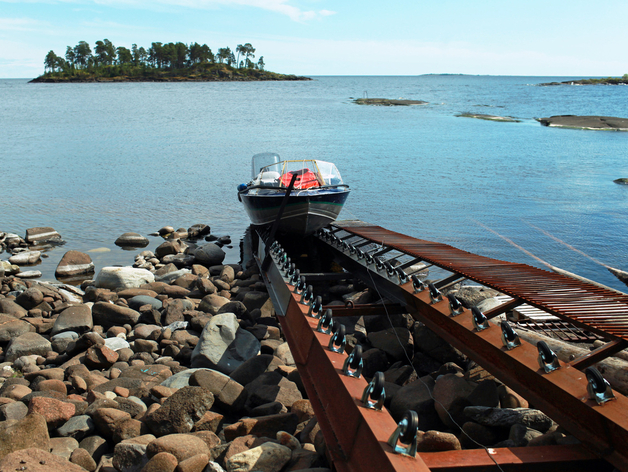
[
  {"left": 420, "top": 445, "right": 610, "bottom": 472},
  {"left": 569, "top": 339, "right": 628, "bottom": 370}
]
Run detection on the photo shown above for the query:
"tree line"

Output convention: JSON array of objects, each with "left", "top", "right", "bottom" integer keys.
[{"left": 43, "top": 40, "right": 264, "bottom": 74}]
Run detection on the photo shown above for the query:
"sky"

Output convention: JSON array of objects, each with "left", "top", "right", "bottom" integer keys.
[{"left": 1, "top": 0, "right": 627, "bottom": 78}]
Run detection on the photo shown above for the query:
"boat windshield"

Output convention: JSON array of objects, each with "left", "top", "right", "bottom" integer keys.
[
  {"left": 251, "top": 153, "right": 281, "bottom": 179},
  {"left": 252, "top": 159, "right": 345, "bottom": 189}
]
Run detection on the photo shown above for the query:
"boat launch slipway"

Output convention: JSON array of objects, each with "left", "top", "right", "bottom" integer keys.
[{"left": 237, "top": 153, "right": 350, "bottom": 236}]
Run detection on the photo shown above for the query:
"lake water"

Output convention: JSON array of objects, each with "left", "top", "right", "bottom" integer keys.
[{"left": 1, "top": 75, "right": 627, "bottom": 291}]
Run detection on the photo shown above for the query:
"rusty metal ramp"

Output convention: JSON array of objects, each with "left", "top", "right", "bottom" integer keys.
[{"left": 255, "top": 221, "right": 628, "bottom": 472}]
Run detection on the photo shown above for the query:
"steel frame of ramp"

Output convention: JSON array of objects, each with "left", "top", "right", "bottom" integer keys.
[{"left": 254, "top": 231, "right": 611, "bottom": 472}]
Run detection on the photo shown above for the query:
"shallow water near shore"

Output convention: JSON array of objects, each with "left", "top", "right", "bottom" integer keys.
[{"left": 1, "top": 75, "right": 627, "bottom": 291}]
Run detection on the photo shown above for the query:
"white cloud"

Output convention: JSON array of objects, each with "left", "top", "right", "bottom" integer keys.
[
  {"left": 21, "top": 0, "right": 335, "bottom": 22},
  {"left": 0, "top": 17, "right": 46, "bottom": 32}
]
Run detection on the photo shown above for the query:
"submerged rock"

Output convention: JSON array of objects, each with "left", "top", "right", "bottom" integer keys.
[
  {"left": 457, "top": 113, "right": 520, "bottom": 122},
  {"left": 353, "top": 98, "right": 427, "bottom": 106},
  {"left": 537, "top": 115, "right": 628, "bottom": 130}
]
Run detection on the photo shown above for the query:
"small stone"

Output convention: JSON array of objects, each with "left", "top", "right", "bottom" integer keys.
[
  {"left": 9, "top": 250, "right": 42, "bottom": 265},
  {"left": 144, "top": 386, "right": 215, "bottom": 436},
  {"left": 225, "top": 442, "right": 291, "bottom": 472},
  {"left": 177, "top": 453, "right": 209, "bottom": 472},
  {"left": 146, "top": 433, "right": 210, "bottom": 462},
  {"left": 112, "top": 434, "right": 155, "bottom": 472},
  {"left": 417, "top": 430, "right": 462, "bottom": 452},
  {"left": 223, "top": 413, "right": 299, "bottom": 442},
  {"left": 51, "top": 304, "right": 93, "bottom": 336},
  {"left": 49, "top": 436, "right": 79, "bottom": 460},
  {"left": 141, "top": 451, "right": 178, "bottom": 472},
  {"left": 70, "top": 447, "right": 97, "bottom": 471},
  {"left": 115, "top": 232, "right": 150, "bottom": 248}
]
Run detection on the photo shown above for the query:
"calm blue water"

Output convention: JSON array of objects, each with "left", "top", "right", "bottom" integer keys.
[{"left": 1, "top": 76, "right": 627, "bottom": 291}]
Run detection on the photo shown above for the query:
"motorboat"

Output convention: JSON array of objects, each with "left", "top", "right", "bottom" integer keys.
[{"left": 238, "top": 153, "right": 350, "bottom": 235}]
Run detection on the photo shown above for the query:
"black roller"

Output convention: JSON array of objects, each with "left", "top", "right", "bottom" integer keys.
[
  {"left": 585, "top": 366, "right": 608, "bottom": 394},
  {"left": 501, "top": 320, "right": 516, "bottom": 341},
  {"left": 537, "top": 340, "right": 554, "bottom": 363},
  {"left": 370, "top": 372, "right": 385, "bottom": 401},
  {"left": 428, "top": 283, "right": 440, "bottom": 299},
  {"left": 472, "top": 306, "right": 486, "bottom": 324},
  {"left": 447, "top": 294, "right": 461, "bottom": 310},
  {"left": 350, "top": 344, "right": 363, "bottom": 369},
  {"left": 398, "top": 410, "right": 419, "bottom": 445}
]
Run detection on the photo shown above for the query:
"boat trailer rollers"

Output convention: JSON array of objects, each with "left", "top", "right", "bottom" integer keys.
[{"left": 254, "top": 222, "right": 628, "bottom": 472}]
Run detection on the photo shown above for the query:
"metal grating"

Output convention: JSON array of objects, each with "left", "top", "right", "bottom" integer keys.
[{"left": 334, "top": 222, "right": 628, "bottom": 342}]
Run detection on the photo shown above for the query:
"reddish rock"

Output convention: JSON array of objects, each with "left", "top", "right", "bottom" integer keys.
[
  {"left": 192, "top": 411, "right": 224, "bottom": 433},
  {"left": 2, "top": 384, "right": 32, "bottom": 401},
  {"left": 0, "top": 447, "right": 85, "bottom": 471},
  {"left": 223, "top": 435, "right": 269, "bottom": 462},
  {"left": 70, "top": 447, "right": 97, "bottom": 471},
  {"left": 290, "top": 399, "right": 315, "bottom": 423},
  {"left": 85, "top": 344, "right": 119, "bottom": 369},
  {"left": 141, "top": 451, "right": 178, "bottom": 472},
  {"left": 177, "top": 453, "right": 209, "bottom": 472},
  {"left": 36, "top": 378, "right": 67, "bottom": 395},
  {"left": 91, "top": 407, "right": 132, "bottom": 439},
  {"left": 191, "top": 431, "right": 221, "bottom": 451},
  {"left": 28, "top": 397, "right": 75, "bottom": 428},
  {"left": 146, "top": 434, "right": 210, "bottom": 462},
  {"left": 417, "top": 430, "right": 462, "bottom": 452}
]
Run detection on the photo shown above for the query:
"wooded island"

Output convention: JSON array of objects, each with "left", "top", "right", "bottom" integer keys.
[{"left": 31, "top": 40, "right": 310, "bottom": 82}]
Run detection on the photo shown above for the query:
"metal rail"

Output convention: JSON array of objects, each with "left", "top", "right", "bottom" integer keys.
[{"left": 254, "top": 228, "right": 617, "bottom": 472}]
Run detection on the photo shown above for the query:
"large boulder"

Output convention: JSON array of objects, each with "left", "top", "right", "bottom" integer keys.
[
  {"left": 95, "top": 267, "right": 155, "bottom": 291},
  {"left": 191, "top": 313, "right": 260, "bottom": 374}
]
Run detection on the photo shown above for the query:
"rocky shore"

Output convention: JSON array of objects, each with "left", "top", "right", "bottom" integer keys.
[{"left": 0, "top": 224, "right": 595, "bottom": 471}]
